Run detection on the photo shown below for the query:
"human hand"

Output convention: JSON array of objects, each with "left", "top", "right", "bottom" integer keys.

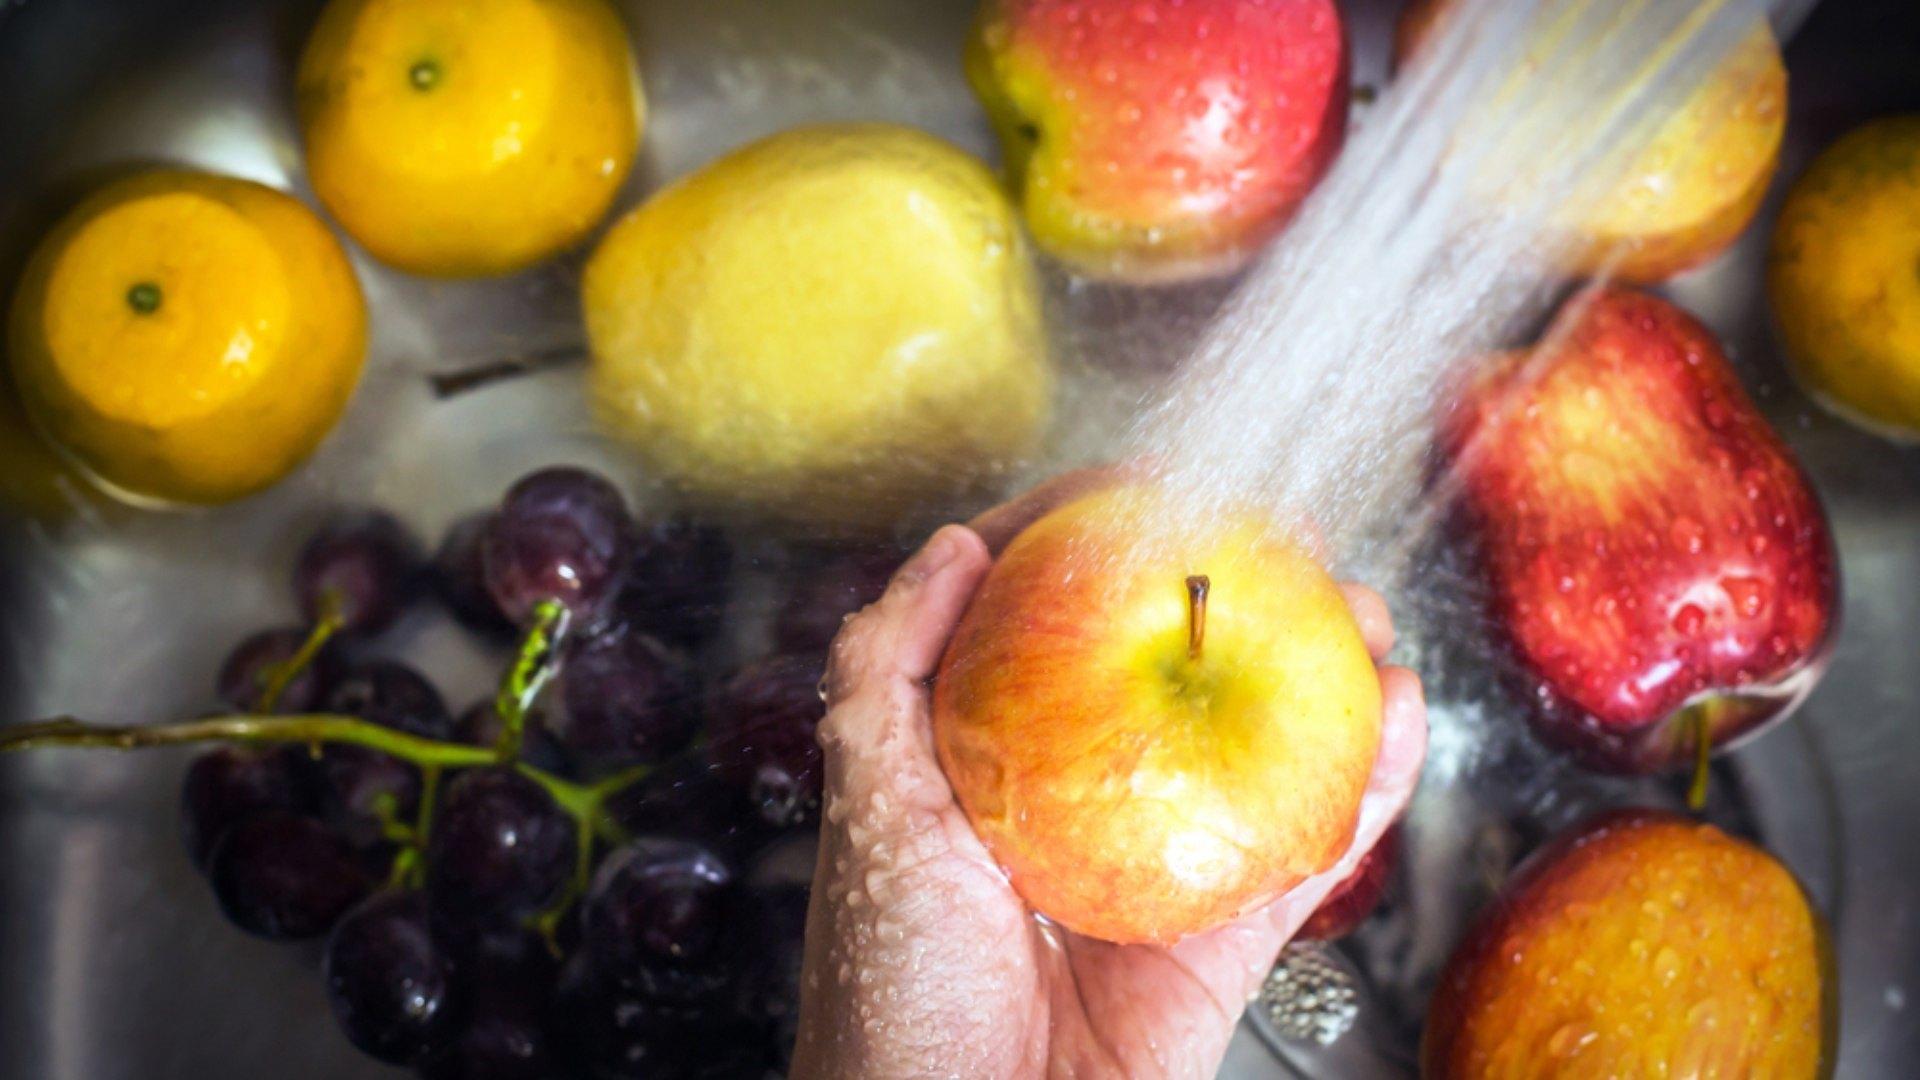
[{"left": 789, "top": 476, "right": 1428, "bottom": 1079}]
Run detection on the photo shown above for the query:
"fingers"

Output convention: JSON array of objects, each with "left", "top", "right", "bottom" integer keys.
[
  {"left": 823, "top": 524, "right": 992, "bottom": 703},
  {"left": 1339, "top": 583, "right": 1394, "bottom": 660},
  {"left": 966, "top": 466, "right": 1127, "bottom": 556},
  {"left": 1247, "top": 665, "right": 1426, "bottom": 959}
]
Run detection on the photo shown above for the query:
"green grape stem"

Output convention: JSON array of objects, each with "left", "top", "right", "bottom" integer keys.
[
  {"left": 493, "top": 599, "right": 568, "bottom": 763},
  {"left": 256, "top": 590, "right": 344, "bottom": 713},
  {"left": 0, "top": 710, "right": 662, "bottom": 923}
]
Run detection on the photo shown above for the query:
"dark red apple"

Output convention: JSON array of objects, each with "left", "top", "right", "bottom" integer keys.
[{"left": 1442, "top": 287, "right": 1838, "bottom": 773}]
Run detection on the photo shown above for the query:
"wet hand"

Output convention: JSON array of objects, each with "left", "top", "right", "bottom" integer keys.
[{"left": 790, "top": 482, "right": 1427, "bottom": 1080}]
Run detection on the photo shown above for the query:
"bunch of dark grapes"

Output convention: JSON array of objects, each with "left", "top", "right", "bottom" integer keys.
[{"left": 174, "top": 466, "right": 896, "bottom": 1077}]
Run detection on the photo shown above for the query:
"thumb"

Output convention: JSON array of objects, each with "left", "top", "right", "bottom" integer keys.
[{"left": 816, "top": 524, "right": 992, "bottom": 804}]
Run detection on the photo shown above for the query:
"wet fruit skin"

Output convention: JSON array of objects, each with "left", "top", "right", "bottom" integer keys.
[
  {"left": 297, "top": 0, "right": 642, "bottom": 277},
  {"left": 1769, "top": 115, "right": 1920, "bottom": 440},
  {"left": 294, "top": 510, "right": 423, "bottom": 636},
  {"left": 207, "top": 812, "right": 374, "bottom": 940},
  {"left": 933, "top": 486, "right": 1381, "bottom": 945},
  {"left": 1442, "top": 287, "right": 1838, "bottom": 773},
  {"left": 426, "top": 767, "right": 577, "bottom": 928},
  {"left": 7, "top": 169, "right": 366, "bottom": 505},
  {"left": 1395, "top": 2, "right": 1786, "bottom": 283},
  {"left": 583, "top": 123, "right": 1053, "bottom": 529},
  {"left": 482, "top": 466, "right": 636, "bottom": 627},
  {"left": 967, "top": 0, "right": 1349, "bottom": 282},
  {"left": 322, "top": 891, "right": 462, "bottom": 1065},
  {"left": 1422, "top": 809, "right": 1829, "bottom": 1079}
]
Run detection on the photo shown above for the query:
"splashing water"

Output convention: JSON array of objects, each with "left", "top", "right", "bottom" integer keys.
[{"left": 1128, "top": 0, "right": 1810, "bottom": 586}]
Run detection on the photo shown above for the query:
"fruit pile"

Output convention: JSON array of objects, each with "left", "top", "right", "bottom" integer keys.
[{"left": 164, "top": 465, "right": 897, "bottom": 1077}]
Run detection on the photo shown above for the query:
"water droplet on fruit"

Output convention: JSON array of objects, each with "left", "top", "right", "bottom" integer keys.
[{"left": 1671, "top": 604, "right": 1706, "bottom": 636}]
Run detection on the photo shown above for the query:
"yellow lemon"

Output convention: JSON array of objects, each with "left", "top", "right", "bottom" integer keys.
[
  {"left": 583, "top": 124, "right": 1053, "bottom": 528},
  {"left": 8, "top": 170, "right": 367, "bottom": 506},
  {"left": 298, "top": 0, "right": 642, "bottom": 277},
  {"left": 1770, "top": 115, "right": 1920, "bottom": 439}
]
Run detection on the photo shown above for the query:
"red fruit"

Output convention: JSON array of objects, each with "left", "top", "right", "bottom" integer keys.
[
  {"left": 1296, "top": 823, "right": 1398, "bottom": 941},
  {"left": 1443, "top": 287, "right": 1839, "bottom": 773},
  {"left": 967, "top": 0, "right": 1349, "bottom": 282}
]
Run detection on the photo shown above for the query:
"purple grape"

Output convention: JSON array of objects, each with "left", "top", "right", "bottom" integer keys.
[
  {"left": 426, "top": 768, "right": 576, "bottom": 929},
  {"left": 582, "top": 838, "right": 735, "bottom": 979},
  {"left": 207, "top": 812, "right": 373, "bottom": 939},
  {"left": 773, "top": 542, "right": 904, "bottom": 654},
  {"left": 295, "top": 510, "right": 423, "bottom": 636},
  {"left": 732, "top": 884, "right": 810, "bottom": 1069},
  {"left": 323, "top": 891, "right": 462, "bottom": 1065},
  {"left": 552, "top": 955, "right": 762, "bottom": 1080},
  {"left": 454, "top": 700, "right": 570, "bottom": 777},
  {"left": 416, "top": 989, "right": 556, "bottom": 1080},
  {"left": 615, "top": 518, "right": 733, "bottom": 650},
  {"left": 316, "top": 660, "right": 450, "bottom": 846},
  {"left": 554, "top": 622, "right": 698, "bottom": 772},
  {"left": 325, "top": 659, "right": 452, "bottom": 740},
  {"left": 179, "top": 746, "right": 312, "bottom": 871},
  {"left": 601, "top": 757, "right": 765, "bottom": 862},
  {"left": 310, "top": 746, "right": 421, "bottom": 850},
  {"left": 707, "top": 657, "right": 827, "bottom": 828},
  {"left": 434, "top": 513, "right": 515, "bottom": 639},
  {"left": 216, "top": 628, "right": 338, "bottom": 713},
  {"left": 481, "top": 467, "right": 635, "bottom": 627}
]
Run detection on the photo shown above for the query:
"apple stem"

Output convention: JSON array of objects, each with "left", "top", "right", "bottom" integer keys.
[
  {"left": 1186, "top": 575, "right": 1210, "bottom": 661},
  {"left": 1686, "top": 708, "right": 1712, "bottom": 811}
]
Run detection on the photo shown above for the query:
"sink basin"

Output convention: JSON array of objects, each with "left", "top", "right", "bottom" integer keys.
[{"left": 0, "top": 1, "right": 1914, "bottom": 1076}]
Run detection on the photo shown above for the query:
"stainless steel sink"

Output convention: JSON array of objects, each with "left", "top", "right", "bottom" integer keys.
[{"left": 1, "top": 1, "right": 1915, "bottom": 1077}]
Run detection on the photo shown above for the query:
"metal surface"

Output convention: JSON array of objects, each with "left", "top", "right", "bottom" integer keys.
[{"left": 0, "top": 1, "right": 1915, "bottom": 1078}]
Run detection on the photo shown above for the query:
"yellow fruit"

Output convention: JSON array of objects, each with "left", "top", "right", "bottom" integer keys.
[
  {"left": 583, "top": 124, "right": 1053, "bottom": 528},
  {"left": 1423, "top": 810, "right": 1829, "bottom": 1080},
  {"left": 0, "top": 374, "right": 89, "bottom": 520},
  {"left": 298, "top": 0, "right": 642, "bottom": 277},
  {"left": 8, "top": 170, "right": 366, "bottom": 506},
  {"left": 1769, "top": 116, "right": 1920, "bottom": 439},
  {"left": 934, "top": 487, "right": 1381, "bottom": 944},
  {"left": 1397, "top": 3, "right": 1786, "bottom": 282},
  {"left": 1580, "top": 27, "right": 1786, "bottom": 282}
]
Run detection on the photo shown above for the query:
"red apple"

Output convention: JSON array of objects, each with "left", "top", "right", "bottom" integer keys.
[
  {"left": 1442, "top": 287, "right": 1838, "bottom": 774},
  {"left": 1422, "top": 809, "right": 1828, "bottom": 1078},
  {"left": 966, "top": 0, "right": 1348, "bottom": 283},
  {"left": 933, "top": 486, "right": 1382, "bottom": 945},
  {"left": 1295, "top": 822, "right": 1398, "bottom": 941}
]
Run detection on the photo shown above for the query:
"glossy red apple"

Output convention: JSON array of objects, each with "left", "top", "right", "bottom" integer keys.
[
  {"left": 966, "top": 0, "right": 1348, "bottom": 282},
  {"left": 933, "top": 486, "right": 1382, "bottom": 944},
  {"left": 1442, "top": 287, "right": 1838, "bottom": 773}
]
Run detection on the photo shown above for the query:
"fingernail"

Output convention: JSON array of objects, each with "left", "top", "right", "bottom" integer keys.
[{"left": 897, "top": 526, "right": 963, "bottom": 585}]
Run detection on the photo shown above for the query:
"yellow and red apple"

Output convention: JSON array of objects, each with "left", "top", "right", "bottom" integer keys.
[
  {"left": 1442, "top": 288, "right": 1838, "bottom": 774},
  {"left": 1397, "top": 0, "right": 1786, "bottom": 282},
  {"left": 966, "top": 0, "right": 1348, "bottom": 283},
  {"left": 1423, "top": 809, "right": 1829, "bottom": 1078},
  {"left": 933, "top": 486, "right": 1381, "bottom": 945}
]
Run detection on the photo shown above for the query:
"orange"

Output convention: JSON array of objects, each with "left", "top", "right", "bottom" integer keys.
[
  {"left": 8, "top": 170, "right": 367, "bottom": 506},
  {"left": 298, "top": 0, "right": 643, "bottom": 277},
  {"left": 1769, "top": 116, "right": 1920, "bottom": 439}
]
